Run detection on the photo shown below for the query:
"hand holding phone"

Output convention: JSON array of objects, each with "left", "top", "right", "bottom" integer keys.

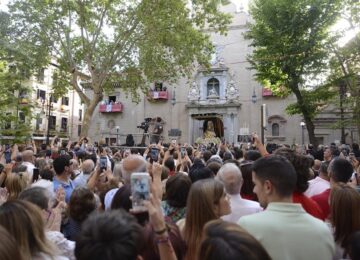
[
  {"left": 180, "top": 147, "right": 186, "bottom": 158},
  {"left": 131, "top": 172, "right": 150, "bottom": 211},
  {"left": 99, "top": 156, "right": 107, "bottom": 172},
  {"left": 150, "top": 147, "right": 159, "bottom": 162},
  {"left": 33, "top": 168, "right": 40, "bottom": 183}
]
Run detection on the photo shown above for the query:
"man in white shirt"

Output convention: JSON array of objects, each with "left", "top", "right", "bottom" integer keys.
[
  {"left": 238, "top": 155, "right": 335, "bottom": 260},
  {"left": 74, "top": 159, "right": 95, "bottom": 188},
  {"left": 305, "top": 161, "right": 330, "bottom": 197},
  {"left": 22, "top": 150, "right": 36, "bottom": 183},
  {"left": 217, "top": 163, "right": 262, "bottom": 223}
]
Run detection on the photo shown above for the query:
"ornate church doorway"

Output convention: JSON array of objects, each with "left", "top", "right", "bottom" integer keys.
[{"left": 192, "top": 113, "right": 224, "bottom": 140}]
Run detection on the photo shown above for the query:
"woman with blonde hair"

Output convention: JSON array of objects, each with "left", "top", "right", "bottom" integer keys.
[
  {"left": 330, "top": 183, "right": 360, "bottom": 259},
  {"left": 180, "top": 178, "right": 231, "bottom": 260},
  {"left": 0, "top": 200, "right": 65, "bottom": 259},
  {"left": 5, "top": 172, "right": 28, "bottom": 201}
]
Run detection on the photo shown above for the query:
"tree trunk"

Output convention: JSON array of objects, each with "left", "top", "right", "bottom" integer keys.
[
  {"left": 80, "top": 93, "right": 103, "bottom": 138},
  {"left": 291, "top": 84, "right": 318, "bottom": 147}
]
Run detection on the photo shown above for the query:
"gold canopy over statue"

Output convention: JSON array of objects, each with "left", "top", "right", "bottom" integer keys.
[{"left": 196, "top": 120, "right": 221, "bottom": 144}]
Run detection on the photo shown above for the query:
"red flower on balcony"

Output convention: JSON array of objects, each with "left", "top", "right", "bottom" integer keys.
[{"left": 99, "top": 102, "right": 123, "bottom": 113}]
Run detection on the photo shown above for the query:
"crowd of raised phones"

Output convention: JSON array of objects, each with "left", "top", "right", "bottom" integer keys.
[{"left": 0, "top": 135, "right": 360, "bottom": 260}]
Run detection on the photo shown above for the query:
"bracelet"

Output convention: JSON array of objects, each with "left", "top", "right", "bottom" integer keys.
[
  {"left": 155, "top": 236, "right": 170, "bottom": 244},
  {"left": 154, "top": 226, "right": 167, "bottom": 235}
]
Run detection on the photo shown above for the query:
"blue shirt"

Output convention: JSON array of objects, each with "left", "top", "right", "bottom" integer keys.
[{"left": 53, "top": 177, "right": 75, "bottom": 203}]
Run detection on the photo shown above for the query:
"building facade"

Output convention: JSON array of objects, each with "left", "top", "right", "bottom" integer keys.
[
  {"left": 86, "top": 2, "right": 357, "bottom": 146},
  {"left": 3, "top": 63, "right": 84, "bottom": 144}
]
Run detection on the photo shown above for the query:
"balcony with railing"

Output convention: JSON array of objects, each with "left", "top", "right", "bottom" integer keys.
[
  {"left": 99, "top": 102, "right": 123, "bottom": 113},
  {"left": 262, "top": 88, "right": 273, "bottom": 97},
  {"left": 147, "top": 90, "right": 169, "bottom": 102}
]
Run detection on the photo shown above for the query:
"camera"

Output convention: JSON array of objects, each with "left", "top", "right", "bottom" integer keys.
[{"left": 137, "top": 118, "right": 152, "bottom": 133}]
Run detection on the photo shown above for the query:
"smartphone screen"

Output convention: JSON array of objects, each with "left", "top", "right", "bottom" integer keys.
[
  {"left": 99, "top": 157, "right": 107, "bottom": 171},
  {"left": 33, "top": 168, "right": 40, "bottom": 183},
  {"left": 180, "top": 147, "right": 186, "bottom": 158},
  {"left": 131, "top": 172, "right": 150, "bottom": 211},
  {"left": 150, "top": 147, "right": 159, "bottom": 162}
]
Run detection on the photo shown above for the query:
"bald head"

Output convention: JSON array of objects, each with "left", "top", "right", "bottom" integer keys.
[
  {"left": 313, "top": 159, "right": 321, "bottom": 171},
  {"left": 121, "top": 154, "right": 147, "bottom": 184},
  {"left": 217, "top": 163, "right": 243, "bottom": 195},
  {"left": 82, "top": 159, "right": 95, "bottom": 174},
  {"left": 22, "top": 150, "right": 34, "bottom": 163}
]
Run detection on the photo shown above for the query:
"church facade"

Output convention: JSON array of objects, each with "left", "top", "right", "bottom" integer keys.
[{"left": 86, "top": 2, "right": 356, "bottom": 146}]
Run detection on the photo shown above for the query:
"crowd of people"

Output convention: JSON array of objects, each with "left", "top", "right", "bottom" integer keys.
[{"left": 0, "top": 134, "right": 360, "bottom": 260}]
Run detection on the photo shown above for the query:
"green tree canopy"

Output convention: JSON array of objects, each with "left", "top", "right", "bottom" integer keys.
[
  {"left": 6, "top": 0, "right": 231, "bottom": 137},
  {"left": 246, "top": 0, "right": 343, "bottom": 145}
]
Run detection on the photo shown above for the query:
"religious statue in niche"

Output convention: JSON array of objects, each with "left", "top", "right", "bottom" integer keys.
[
  {"left": 225, "top": 79, "right": 239, "bottom": 102},
  {"left": 187, "top": 81, "right": 200, "bottom": 103},
  {"left": 196, "top": 120, "right": 221, "bottom": 145},
  {"left": 204, "top": 120, "right": 216, "bottom": 139}
]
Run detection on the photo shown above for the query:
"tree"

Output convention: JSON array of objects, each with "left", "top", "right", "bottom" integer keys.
[
  {"left": 327, "top": 32, "right": 360, "bottom": 143},
  {"left": 0, "top": 11, "right": 33, "bottom": 142},
  {"left": 245, "top": 0, "right": 343, "bottom": 146},
  {"left": 7, "top": 0, "right": 231, "bottom": 137}
]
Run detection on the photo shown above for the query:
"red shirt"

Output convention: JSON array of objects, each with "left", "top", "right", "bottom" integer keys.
[
  {"left": 293, "top": 192, "right": 325, "bottom": 221},
  {"left": 311, "top": 188, "right": 331, "bottom": 220}
]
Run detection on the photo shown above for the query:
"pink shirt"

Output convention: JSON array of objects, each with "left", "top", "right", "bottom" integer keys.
[{"left": 305, "top": 177, "right": 330, "bottom": 197}]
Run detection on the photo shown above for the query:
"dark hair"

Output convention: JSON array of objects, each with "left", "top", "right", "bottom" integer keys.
[
  {"left": 19, "top": 187, "right": 49, "bottom": 210},
  {"left": 240, "top": 161, "right": 256, "bottom": 199},
  {"left": 252, "top": 155, "right": 297, "bottom": 197},
  {"left": 223, "top": 152, "right": 233, "bottom": 161},
  {"left": 166, "top": 174, "right": 192, "bottom": 208},
  {"left": 233, "top": 147, "right": 243, "bottom": 160},
  {"left": 350, "top": 231, "right": 360, "bottom": 260},
  {"left": 203, "top": 151, "right": 212, "bottom": 162},
  {"left": 244, "top": 150, "right": 261, "bottom": 161},
  {"left": 207, "top": 162, "right": 222, "bottom": 176},
  {"left": 0, "top": 225, "right": 24, "bottom": 260},
  {"left": 53, "top": 155, "right": 72, "bottom": 175},
  {"left": 330, "top": 158, "right": 353, "bottom": 183},
  {"left": 330, "top": 183, "right": 360, "bottom": 255},
  {"left": 164, "top": 157, "right": 175, "bottom": 171},
  {"left": 319, "top": 161, "right": 330, "bottom": 176},
  {"left": 199, "top": 220, "right": 271, "bottom": 260},
  {"left": 274, "top": 148, "right": 310, "bottom": 193},
  {"left": 111, "top": 185, "right": 132, "bottom": 212},
  {"left": 189, "top": 167, "right": 214, "bottom": 183},
  {"left": 69, "top": 187, "right": 97, "bottom": 223},
  {"left": 75, "top": 210, "right": 144, "bottom": 260},
  {"left": 40, "top": 168, "right": 55, "bottom": 181}
]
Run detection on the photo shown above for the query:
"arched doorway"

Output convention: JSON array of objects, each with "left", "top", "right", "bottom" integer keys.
[{"left": 192, "top": 113, "right": 224, "bottom": 139}]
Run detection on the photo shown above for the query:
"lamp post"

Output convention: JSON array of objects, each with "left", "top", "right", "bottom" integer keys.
[
  {"left": 300, "top": 121, "right": 305, "bottom": 146},
  {"left": 251, "top": 88, "right": 257, "bottom": 104},
  {"left": 116, "top": 126, "right": 120, "bottom": 146},
  {"left": 45, "top": 94, "right": 53, "bottom": 145}
]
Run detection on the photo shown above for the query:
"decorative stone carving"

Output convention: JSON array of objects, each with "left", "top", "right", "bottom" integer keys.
[
  {"left": 225, "top": 79, "right": 239, "bottom": 102},
  {"left": 188, "top": 81, "right": 200, "bottom": 103}
]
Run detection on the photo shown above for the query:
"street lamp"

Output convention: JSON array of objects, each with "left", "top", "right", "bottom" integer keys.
[
  {"left": 300, "top": 121, "right": 305, "bottom": 145},
  {"left": 45, "top": 94, "right": 53, "bottom": 145},
  {"left": 251, "top": 88, "right": 257, "bottom": 104},
  {"left": 171, "top": 88, "right": 176, "bottom": 106},
  {"left": 115, "top": 126, "right": 120, "bottom": 146}
]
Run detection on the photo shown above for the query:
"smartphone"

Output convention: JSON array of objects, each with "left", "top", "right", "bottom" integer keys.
[
  {"left": 200, "top": 144, "right": 206, "bottom": 153},
  {"left": 171, "top": 139, "right": 176, "bottom": 145},
  {"left": 99, "top": 156, "right": 107, "bottom": 171},
  {"left": 150, "top": 147, "right": 159, "bottom": 162},
  {"left": 180, "top": 147, "right": 186, "bottom": 158},
  {"left": 131, "top": 172, "right": 150, "bottom": 211},
  {"left": 33, "top": 168, "right": 40, "bottom": 183},
  {"left": 60, "top": 149, "right": 66, "bottom": 155}
]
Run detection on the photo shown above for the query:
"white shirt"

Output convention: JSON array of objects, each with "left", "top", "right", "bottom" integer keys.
[
  {"left": 305, "top": 176, "right": 330, "bottom": 197},
  {"left": 22, "top": 161, "right": 35, "bottom": 183},
  {"left": 221, "top": 194, "right": 262, "bottom": 223}
]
